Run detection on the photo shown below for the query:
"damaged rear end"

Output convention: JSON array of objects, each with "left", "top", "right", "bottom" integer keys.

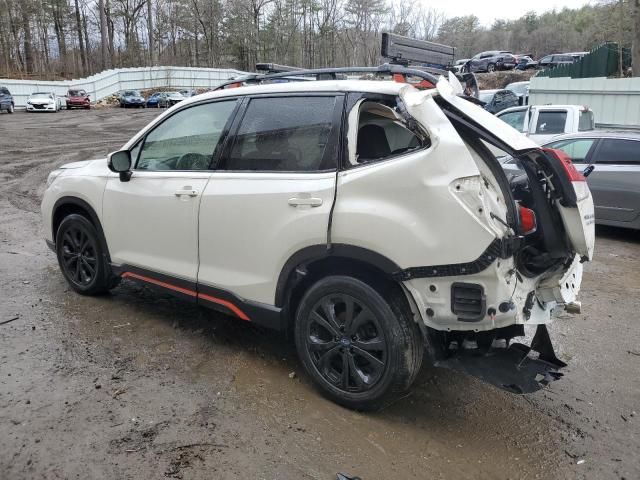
[{"left": 401, "top": 78, "right": 595, "bottom": 394}]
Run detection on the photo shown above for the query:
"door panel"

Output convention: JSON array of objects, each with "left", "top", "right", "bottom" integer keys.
[
  {"left": 103, "top": 172, "right": 211, "bottom": 280},
  {"left": 198, "top": 172, "right": 336, "bottom": 304},
  {"left": 589, "top": 139, "right": 640, "bottom": 223},
  {"left": 197, "top": 94, "right": 342, "bottom": 305},
  {"left": 588, "top": 165, "right": 640, "bottom": 222},
  {"left": 102, "top": 99, "right": 239, "bottom": 280}
]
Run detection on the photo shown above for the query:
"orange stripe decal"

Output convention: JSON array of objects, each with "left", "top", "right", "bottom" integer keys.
[
  {"left": 121, "top": 272, "right": 197, "bottom": 297},
  {"left": 120, "top": 271, "right": 250, "bottom": 321},
  {"left": 197, "top": 293, "right": 250, "bottom": 321}
]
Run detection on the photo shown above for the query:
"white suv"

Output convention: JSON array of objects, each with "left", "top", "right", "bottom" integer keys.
[{"left": 41, "top": 70, "right": 595, "bottom": 410}]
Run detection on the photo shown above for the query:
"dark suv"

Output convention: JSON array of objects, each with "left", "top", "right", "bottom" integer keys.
[
  {"left": 0, "top": 86, "right": 14, "bottom": 114},
  {"left": 479, "top": 89, "right": 519, "bottom": 114},
  {"left": 538, "top": 54, "right": 575, "bottom": 69},
  {"left": 464, "top": 51, "right": 517, "bottom": 73}
]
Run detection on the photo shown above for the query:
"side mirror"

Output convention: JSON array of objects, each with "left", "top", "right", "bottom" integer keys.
[{"left": 108, "top": 150, "right": 132, "bottom": 182}]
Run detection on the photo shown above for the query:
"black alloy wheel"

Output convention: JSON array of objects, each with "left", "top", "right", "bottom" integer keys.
[
  {"left": 295, "top": 276, "right": 423, "bottom": 410},
  {"left": 55, "top": 214, "right": 119, "bottom": 295},
  {"left": 60, "top": 223, "right": 98, "bottom": 287},
  {"left": 305, "top": 293, "right": 387, "bottom": 393}
]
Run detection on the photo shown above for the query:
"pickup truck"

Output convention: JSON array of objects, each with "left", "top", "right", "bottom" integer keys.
[{"left": 496, "top": 105, "right": 595, "bottom": 145}]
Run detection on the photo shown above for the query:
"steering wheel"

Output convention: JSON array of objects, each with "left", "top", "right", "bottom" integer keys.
[{"left": 175, "top": 152, "right": 210, "bottom": 170}]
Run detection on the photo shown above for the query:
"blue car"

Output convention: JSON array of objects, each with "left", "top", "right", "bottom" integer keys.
[
  {"left": 119, "top": 90, "right": 145, "bottom": 108},
  {"left": 145, "top": 91, "right": 184, "bottom": 108},
  {"left": 0, "top": 86, "right": 14, "bottom": 113},
  {"left": 145, "top": 92, "right": 169, "bottom": 108}
]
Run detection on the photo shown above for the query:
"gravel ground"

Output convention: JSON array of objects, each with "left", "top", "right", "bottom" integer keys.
[{"left": 0, "top": 108, "right": 638, "bottom": 480}]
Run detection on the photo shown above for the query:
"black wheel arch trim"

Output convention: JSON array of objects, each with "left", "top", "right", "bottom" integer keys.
[
  {"left": 52, "top": 196, "right": 112, "bottom": 263},
  {"left": 393, "top": 238, "right": 516, "bottom": 281},
  {"left": 274, "top": 244, "right": 403, "bottom": 308},
  {"left": 276, "top": 239, "right": 517, "bottom": 305}
]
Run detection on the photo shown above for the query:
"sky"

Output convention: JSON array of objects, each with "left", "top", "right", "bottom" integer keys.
[{"left": 420, "top": 0, "right": 594, "bottom": 26}]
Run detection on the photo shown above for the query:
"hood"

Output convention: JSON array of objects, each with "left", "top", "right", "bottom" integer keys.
[
  {"left": 29, "top": 97, "right": 53, "bottom": 103},
  {"left": 59, "top": 159, "right": 104, "bottom": 169}
]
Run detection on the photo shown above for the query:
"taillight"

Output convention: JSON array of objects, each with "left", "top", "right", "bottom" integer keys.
[
  {"left": 519, "top": 204, "right": 537, "bottom": 235},
  {"left": 543, "top": 148, "right": 586, "bottom": 182}
]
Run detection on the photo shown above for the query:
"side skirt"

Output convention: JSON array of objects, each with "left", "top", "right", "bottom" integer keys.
[{"left": 111, "top": 264, "right": 284, "bottom": 331}]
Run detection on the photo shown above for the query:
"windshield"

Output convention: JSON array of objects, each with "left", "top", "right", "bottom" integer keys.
[
  {"left": 32, "top": 92, "right": 52, "bottom": 97},
  {"left": 69, "top": 90, "right": 85, "bottom": 96},
  {"left": 506, "top": 83, "right": 528, "bottom": 95},
  {"left": 479, "top": 92, "right": 495, "bottom": 103},
  {"left": 123, "top": 91, "right": 140, "bottom": 97}
]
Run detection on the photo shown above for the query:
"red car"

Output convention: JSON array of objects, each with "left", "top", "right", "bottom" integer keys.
[{"left": 66, "top": 89, "right": 91, "bottom": 110}]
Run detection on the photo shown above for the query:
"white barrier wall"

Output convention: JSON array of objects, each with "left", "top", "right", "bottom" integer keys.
[
  {"left": 0, "top": 66, "right": 247, "bottom": 107},
  {"left": 529, "top": 76, "right": 640, "bottom": 129}
]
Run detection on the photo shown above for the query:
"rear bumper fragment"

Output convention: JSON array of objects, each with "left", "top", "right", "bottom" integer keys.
[{"left": 434, "top": 324, "right": 566, "bottom": 394}]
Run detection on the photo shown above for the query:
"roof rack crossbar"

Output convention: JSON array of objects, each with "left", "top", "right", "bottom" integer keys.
[{"left": 215, "top": 63, "right": 443, "bottom": 90}]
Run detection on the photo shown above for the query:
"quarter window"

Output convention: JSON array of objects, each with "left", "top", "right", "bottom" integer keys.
[
  {"left": 535, "top": 111, "right": 567, "bottom": 134},
  {"left": 136, "top": 100, "right": 237, "bottom": 171},
  {"left": 224, "top": 96, "right": 337, "bottom": 172},
  {"left": 596, "top": 139, "right": 640, "bottom": 165},
  {"left": 350, "top": 99, "right": 427, "bottom": 166},
  {"left": 547, "top": 138, "right": 596, "bottom": 163}
]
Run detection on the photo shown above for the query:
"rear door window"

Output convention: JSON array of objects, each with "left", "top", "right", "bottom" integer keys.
[
  {"left": 595, "top": 139, "right": 640, "bottom": 165},
  {"left": 535, "top": 111, "right": 567, "bottom": 134},
  {"left": 578, "top": 110, "right": 594, "bottom": 131},
  {"left": 224, "top": 96, "right": 338, "bottom": 172}
]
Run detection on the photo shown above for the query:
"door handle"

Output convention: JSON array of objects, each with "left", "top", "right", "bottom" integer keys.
[
  {"left": 288, "top": 197, "right": 323, "bottom": 207},
  {"left": 174, "top": 188, "right": 199, "bottom": 197}
]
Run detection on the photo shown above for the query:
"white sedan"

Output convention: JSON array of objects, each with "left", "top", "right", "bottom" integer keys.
[{"left": 26, "top": 92, "right": 62, "bottom": 112}]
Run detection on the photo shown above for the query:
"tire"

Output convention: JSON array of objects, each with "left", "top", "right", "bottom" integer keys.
[
  {"left": 487, "top": 63, "right": 496, "bottom": 73},
  {"left": 8, "top": 103, "right": 14, "bottom": 114},
  {"left": 55, "top": 214, "right": 119, "bottom": 295},
  {"left": 294, "top": 275, "right": 423, "bottom": 411}
]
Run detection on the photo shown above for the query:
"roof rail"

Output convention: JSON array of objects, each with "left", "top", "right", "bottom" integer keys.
[{"left": 214, "top": 63, "right": 443, "bottom": 91}]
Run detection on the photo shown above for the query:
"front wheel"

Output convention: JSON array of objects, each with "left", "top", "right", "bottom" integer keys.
[
  {"left": 487, "top": 63, "right": 496, "bottom": 73},
  {"left": 8, "top": 103, "right": 14, "bottom": 114},
  {"left": 294, "top": 276, "right": 423, "bottom": 411},
  {"left": 55, "top": 214, "right": 119, "bottom": 295}
]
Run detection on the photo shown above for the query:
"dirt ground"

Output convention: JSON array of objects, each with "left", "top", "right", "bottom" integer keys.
[{"left": 0, "top": 108, "right": 638, "bottom": 480}]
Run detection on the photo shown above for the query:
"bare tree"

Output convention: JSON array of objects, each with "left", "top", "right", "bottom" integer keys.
[
  {"left": 99, "top": 0, "right": 109, "bottom": 69},
  {"left": 634, "top": 0, "right": 640, "bottom": 76},
  {"left": 0, "top": 0, "right": 634, "bottom": 79}
]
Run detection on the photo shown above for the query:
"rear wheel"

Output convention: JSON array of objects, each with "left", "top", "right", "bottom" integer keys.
[
  {"left": 294, "top": 276, "right": 423, "bottom": 411},
  {"left": 55, "top": 214, "right": 119, "bottom": 295}
]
